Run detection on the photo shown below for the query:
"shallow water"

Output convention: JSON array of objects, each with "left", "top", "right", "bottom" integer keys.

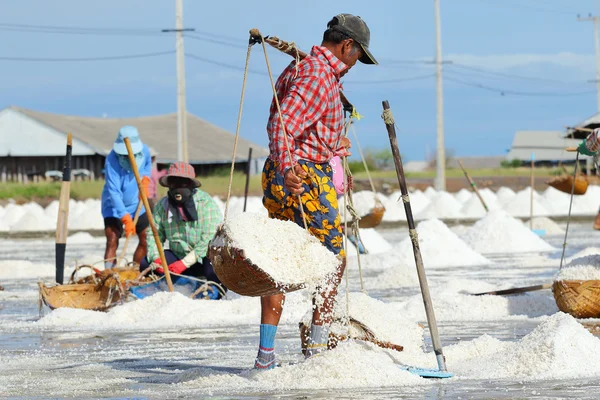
[{"left": 2, "top": 222, "right": 600, "bottom": 399}]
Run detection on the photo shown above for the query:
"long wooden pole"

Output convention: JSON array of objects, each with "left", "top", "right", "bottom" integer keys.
[
  {"left": 530, "top": 152, "right": 535, "bottom": 229},
  {"left": 381, "top": 100, "right": 448, "bottom": 373},
  {"left": 457, "top": 159, "right": 488, "bottom": 212},
  {"left": 124, "top": 138, "right": 174, "bottom": 292},
  {"left": 55, "top": 133, "right": 72, "bottom": 284},
  {"left": 472, "top": 283, "right": 552, "bottom": 296},
  {"left": 243, "top": 147, "right": 253, "bottom": 212}
]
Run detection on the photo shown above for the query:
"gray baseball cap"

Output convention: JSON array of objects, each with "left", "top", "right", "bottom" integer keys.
[{"left": 327, "top": 13, "right": 378, "bottom": 65}]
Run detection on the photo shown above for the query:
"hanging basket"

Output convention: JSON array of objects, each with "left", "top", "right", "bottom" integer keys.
[
  {"left": 358, "top": 200, "right": 386, "bottom": 229},
  {"left": 299, "top": 317, "right": 404, "bottom": 355},
  {"left": 546, "top": 174, "right": 588, "bottom": 195},
  {"left": 552, "top": 280, "right": 600, "bottom": 318},
  {"left": 208, "top": 226, "right": 305, "bottom": 297}
]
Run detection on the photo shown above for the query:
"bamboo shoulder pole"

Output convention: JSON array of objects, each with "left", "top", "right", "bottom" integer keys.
[
  {"left": 381, "top": 100, "right": 448, "bottom": 373},
  {"left": 124, "top": 138, "right": 174, "bottom": 292},
  {"left": 457, "top": 159, "right": 488, "bottom": 212},
  {"left": 472, "top": 283, "right": 552, "bottom": 296}
]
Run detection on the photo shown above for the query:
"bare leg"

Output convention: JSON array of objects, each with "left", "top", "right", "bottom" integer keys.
[
  {"left": 104, "top": 227, "right": 120, "bottom": 268},
  {"left": 261, "top": 294, "right": 285, "bottom": 325},
  {"left": 133, "top": 228, "right": 148, "bottom": 265}
]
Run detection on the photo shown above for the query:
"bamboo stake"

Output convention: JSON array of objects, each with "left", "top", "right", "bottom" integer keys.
[
  {"left": 381, "top": 100, "right": 448, "bottom": 373},
  {"left": 530, "top": 152, "right": 535, "bottom": 230},
  {"left": 55, "top": 133, "right": 72, "bottom": 284},
  {"left": 457, "top": 159, "right": 488, "bottom": 212},
  {"left": 124, "top": 138, "right": 174, "bottom": 292}
]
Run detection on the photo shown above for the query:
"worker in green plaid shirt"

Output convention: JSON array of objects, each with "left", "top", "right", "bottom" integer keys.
[{"left": 140, "top": 162, "right": 226, "bottom": 296}]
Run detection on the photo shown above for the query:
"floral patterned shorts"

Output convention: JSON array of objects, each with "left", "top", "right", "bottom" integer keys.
[{"left": 261, "top": 158, "right": 345, "bottom": 257}]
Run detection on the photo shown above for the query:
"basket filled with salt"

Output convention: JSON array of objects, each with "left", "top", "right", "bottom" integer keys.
[
  {"left": 552, "top": 254, "right": 600, "bottom": 319},
  {"left": 208, "top": 212, "right": 341, "bottom": 297}
]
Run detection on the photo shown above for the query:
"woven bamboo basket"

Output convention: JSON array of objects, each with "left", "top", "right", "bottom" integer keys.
[
  {"left": 358, "top": 202, "right": 386, "bottom": 229},
  {"left": 546, "top": 174, "right": 588, "bottom": 195},
  {"left": 208, "top": 226, "right": 304, "bottom": 297},
  {"left": 552, "top": 280, "right": 600, "bottom": 318},
  {"left": 299, "top": 318, "right": 404, "bottom": 355}
]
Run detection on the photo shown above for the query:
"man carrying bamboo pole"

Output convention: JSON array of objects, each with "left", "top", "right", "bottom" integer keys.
[
  {"left": 101, "top": 126, "right": 152, "bottom": 269},
  {"left": 256, "top": 13, "right": 377, "bottom": 370}
]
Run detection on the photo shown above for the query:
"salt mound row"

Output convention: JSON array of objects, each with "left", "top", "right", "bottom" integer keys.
[
  {"left": 495, "top": 187, "right": 516, "bottom": 204},
  {"left": 462, "top": 210, "right": 555, "bottom": 254},
  {"left": 220, "top": 212, "right": 339, "bottom": 286},
  {"left": 454, "top": 188, "right": 472, "bottom": 203},
  {"left": 555, "top": 254, "right": 600, "bottom": 281},
  {"left": 414, "top": 192, "right": 464, "bottom": 220},
  {"left": 447, "top": 312, "right": 600, "bottom": 380},
  {"left": 525, "top": 217, "right": 564, "bottom": 235},
  {"left": 502, "top": 187, "right": 551, "bottom": 218},
  {"left": 395, "top": 218, "right": 491, "bottom": 268},
  {"left": 459, "top": 192, "right": 501, "bottom": 219}
]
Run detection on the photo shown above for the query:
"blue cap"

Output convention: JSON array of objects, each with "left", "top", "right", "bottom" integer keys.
[{"left": 113, "top": 126, "right": 143, "bottom": 155}]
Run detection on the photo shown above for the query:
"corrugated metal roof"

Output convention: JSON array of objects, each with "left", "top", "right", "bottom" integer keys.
[
  {"left": 4, "top": 106, "right": 269, "bottom": 164},
  {"left": 564, "top": 112, "right": 600, "bottom": 139},
  {"left": 507, "top": 130, "right": 582, "bottom": 161}
]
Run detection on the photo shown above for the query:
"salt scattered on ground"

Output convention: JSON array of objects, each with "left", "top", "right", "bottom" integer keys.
[
  {"left": 220, "top": 212, "right": 340, "bottom": 286},
  {"left": 555, "top": 254, "right": 600, "bottom": 281},
  {"left": 462, "top": 210, "right": 555, "bottom": 254},
  {"left": 395, "top": 218, "right": 491, "bottom": 267}
]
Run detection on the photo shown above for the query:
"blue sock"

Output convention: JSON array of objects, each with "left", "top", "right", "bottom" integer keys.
[
  {"left": 305, "top": 324, "right": 329, "bottom": 358},
  {"left": 254, "top": 324, "right": 277, "bottom": 369}
]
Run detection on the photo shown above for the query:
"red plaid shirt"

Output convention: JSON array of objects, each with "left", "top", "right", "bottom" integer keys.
[
  {"left": 266, "top": 45, "right": 350, "bottom": 173},
  {"left": 585, "top": 128, "right": 600, "bottom": 153}
]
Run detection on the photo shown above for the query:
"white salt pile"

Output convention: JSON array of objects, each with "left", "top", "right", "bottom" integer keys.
[
  {"left": 462, "top": 210, "right": 555, "bottom": 254},
  {"left": 348, "top": 228, "right": 392, "bottom": 255},
  {"left": 454, "top": 188, "right": 472, "bottom": 204},
  {"left": 338, "top": 190, "right": 387, "bottom": 218},
  {"left": 567, "top": 247, "right": 600, "bottom": 263},
  {"left": 67, "top": 232, "right": 100, "bottom": 243},
  {"left": 447, "top": 312, "right": 600, "bottom": 380},
  {"left": 555, "top": 254, "right": 600, "bottom": 281},
  {"left": 503, "top": 187, "right": 551, "bottom": 218},
  {"left": 414, "top": 192, "right": 464, "bottom": 220},
  {"left": 395, "top": 218, "right": 491, "bottom": 268},
  {"left": 525, "top": 217, "right": 564, "bottom": 235},
  {"left": 495, "top": 186, "right": 516, "bottom": 204},
  {"left": 220, "top": 212, "right": 340, "bottom": 286}
]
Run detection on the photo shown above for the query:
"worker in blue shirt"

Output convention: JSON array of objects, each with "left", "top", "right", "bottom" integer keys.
[{"left": 101, "top": 126, "right": 152, "bottom": 269}]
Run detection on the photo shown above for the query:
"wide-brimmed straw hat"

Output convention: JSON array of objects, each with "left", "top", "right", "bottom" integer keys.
[{"left": 159, "top": 162, "right": 201, "bottom": 188}]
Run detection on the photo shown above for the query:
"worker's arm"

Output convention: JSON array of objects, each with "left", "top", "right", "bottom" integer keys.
[
  {"left": 104, "top": 153, "right": 128, "bottom": 219},
  {"left": 579, "top": 128, "right": 600, "bottom": 155},
  {"left": 181, "top": 196, "right": 223, "bottom": 267},
  {"left": 145, "top": 200, "right": 166, "bottom": 263},
  {"left": 269, "top": 72, "right": 329, "bottom": 174}
]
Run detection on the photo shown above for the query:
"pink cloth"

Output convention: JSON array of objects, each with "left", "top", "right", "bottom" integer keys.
[
  {"left": 330, "top": 156, "right": 345, "bottom": 195},
  {"left": 149, "top": 166, "right": 167, "bottom": 199}
]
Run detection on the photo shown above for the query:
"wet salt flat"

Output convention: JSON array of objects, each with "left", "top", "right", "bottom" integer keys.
[{"left": 2, "top": 212, "right": 600, "bottom": 399}]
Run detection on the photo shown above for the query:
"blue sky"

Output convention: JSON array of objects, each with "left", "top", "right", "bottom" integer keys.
[{"left": 1, "top": 0, "right": 600, "bottom": 161}]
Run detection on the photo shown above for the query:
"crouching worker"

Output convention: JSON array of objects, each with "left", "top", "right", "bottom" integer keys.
[{"left": 140, "top": 162, "right": 227, "bottom": 299}]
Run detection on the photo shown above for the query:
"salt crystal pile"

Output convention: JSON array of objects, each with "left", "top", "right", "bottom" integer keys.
[
  {"left": 495, "top": 186, "right": 516, "bottom": 205},
  {"left": 3, "top": 203, "right": 26, "bottom": 227},
  {"left": 502, "top": 187, "right": 551, "bottom": 218},
  {"left": 221, "top": 212, "right": 340, "bottom": 286},
  {"left": 460, "top": 192, "right": 501, "bottom": 219},
  {"left": 567, "top": 247, "right": 600, "bottom": 263},
  {"left": 454, "top": 188, "right": 472, "bottom": 204},
  {"left": 350, "top": 228, "right": 392, "bottom": 255},
  {"left": 540, "top": 186, "right": 571, "bottom": 216},
  {"left": 555, "top": 254, "right": 600, "bottom": 281},
  {"left": 447, "top": 312, "right": 600, "bottom": 380},
  {"left": 525, "top": 217, "right": 564, "bottom": 235},
  {"left": 396, "top": 218, "right": 491, "bottom": 267},
  {"left": 423, "top": 186, "right": 437, "bottom": 200},
  {"left": 414, "top": 192, "right": 464, "bottom": 220},
  {"left": 462, "top": 210, "right": 555, "bottom": 254}
]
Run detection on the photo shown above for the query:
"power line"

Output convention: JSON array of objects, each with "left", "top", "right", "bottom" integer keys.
[
  {"left": 0, "top": 50, "right": 174, "bottom": 62},
  {"left": 184, "top": 33, "right": 247, "bottom": 49},
  {"left": 476, "top": 0, "right": 579, "bottom": 15},
  {"left": 447, "top": 62, "right": 590, "bottom": 85},
  {"left": 444, "top": 75, "right": 597, "bottom": 96}
]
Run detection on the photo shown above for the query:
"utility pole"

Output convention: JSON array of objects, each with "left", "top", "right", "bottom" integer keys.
[
  {"left": 577, "top": 12, "right": 600, "bottom": 175},
  {"left": 162, "top": 0, "right": 194, "bottom": 163},
  {"left": 434, "top": 0, "right": 446, "bottom": 191},
  {"left": 578, "top": 13, "right": 600, "bottom": 112}
]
